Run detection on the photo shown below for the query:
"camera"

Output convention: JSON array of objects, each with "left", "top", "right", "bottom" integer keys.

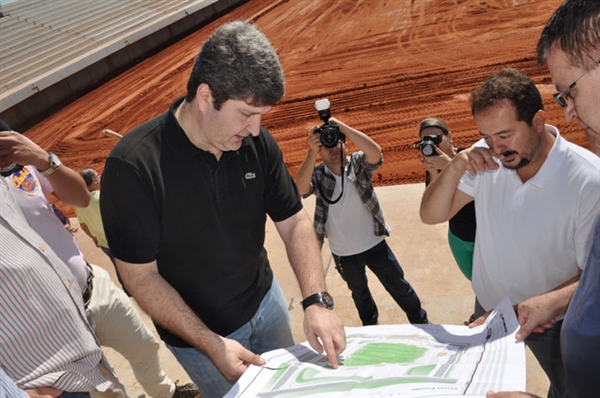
[
  {"left": 0, "top": 163, "right": 23, "bottom": 177},
  {"left": 314, "top": 98, "right": 344, "bottom": 148},
  {"left": 412, "top": 134, "right": 442, "bottom": 157}
]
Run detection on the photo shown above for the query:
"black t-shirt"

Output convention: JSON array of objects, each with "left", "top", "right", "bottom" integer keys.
[
  {"left": 449, "top": 200, "right": 476, "bottom": 242},
  {"left": 100, "top": 97, "right": 302, "bottom": 347}
]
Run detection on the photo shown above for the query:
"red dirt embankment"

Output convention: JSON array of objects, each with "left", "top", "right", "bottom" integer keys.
[{"left": 25, "top": 0, "right": 582, "bottom": 216}]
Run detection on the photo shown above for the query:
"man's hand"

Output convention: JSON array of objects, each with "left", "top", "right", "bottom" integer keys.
[
  {"left": 514, "top": 275, "right": 579, "bottom": 341},
  {"left": 465, "top": 310, "right": 492, "bottom": 327},
  {"left": 303, "top": 305, "right": 346, "bottom": 368},
  {"left": 456, "top": 146, "right": 501, "bottom": 176},
  {"left": 307, "top": 126, "right": 323, "bottom": 154},
  {"left": 515, "top": 295, "right": 559, "bottom": 341},
  {"left": 0, "top": 131, "right": 50, "bottom": 172},
  {"left": 0, "top": 130, "right": 91, "bottom": 207},
  {"left": 209, "top": 336, "right": 266, "bottom": 381},
  {"left": 465, "top": 300, "right": 556, "bottom": 340}
]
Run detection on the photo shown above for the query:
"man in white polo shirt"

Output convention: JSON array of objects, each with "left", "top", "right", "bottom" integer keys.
[{"left": 420, "top": 68, "right": 600, "bottom": 398}]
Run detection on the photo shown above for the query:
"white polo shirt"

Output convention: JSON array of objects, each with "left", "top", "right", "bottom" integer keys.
[{"left": 458, "top": 125, "right": 600, "bottom": 310}]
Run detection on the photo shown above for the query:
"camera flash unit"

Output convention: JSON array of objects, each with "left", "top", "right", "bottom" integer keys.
[
  {"left": 315, "top": 98, "right": 331, "bottom": 122},
  {"left": 315, "top": 98, "right": 330, "bottom": 111}
]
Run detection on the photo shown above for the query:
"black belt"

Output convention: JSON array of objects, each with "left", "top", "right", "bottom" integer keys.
[{"left": 82, "top": 262, "right": 94, "bottom": 308}]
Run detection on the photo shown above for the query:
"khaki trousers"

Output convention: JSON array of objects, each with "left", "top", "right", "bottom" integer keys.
[{"left": 86, "top": 265, "right": 175, "bottom": 398}]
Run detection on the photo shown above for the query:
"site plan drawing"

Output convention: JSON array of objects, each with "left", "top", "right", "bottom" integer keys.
[{"left": 226, "top": 297, "right": 525, "bottom": 397}]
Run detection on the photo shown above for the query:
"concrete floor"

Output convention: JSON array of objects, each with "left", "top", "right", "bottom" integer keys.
[{"left": 73, "top": 183, "right": 549, "bottom": 397}]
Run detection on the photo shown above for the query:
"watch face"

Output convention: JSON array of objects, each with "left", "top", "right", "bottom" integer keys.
[
  {"left": 321, "top": 292, "right": 334, "bottom": 309},
  {"left": 49, "top": 152, "right": 61, "bottom": 167}
]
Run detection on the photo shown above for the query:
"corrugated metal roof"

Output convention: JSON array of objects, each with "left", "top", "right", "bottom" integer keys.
[{"left": 0, "top": 0, "right": 222, "bottom": 111}]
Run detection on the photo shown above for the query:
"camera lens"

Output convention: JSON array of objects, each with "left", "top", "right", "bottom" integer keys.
[
  {"left": 316, "top": 121, "right": 342, "bottom": 148},
  {"left": 421, "top": 143, "right": 436, "bottom": 157},
  {"left": 320, "top": 126, "right": 339, "bottom": 148},
  {"left": 420, "top": 135, "right": 441, "bottom": 157}
]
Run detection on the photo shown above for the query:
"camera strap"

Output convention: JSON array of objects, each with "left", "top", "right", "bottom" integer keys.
[{"left": 316, "top": 146, "right": 345, "bottom": 205}]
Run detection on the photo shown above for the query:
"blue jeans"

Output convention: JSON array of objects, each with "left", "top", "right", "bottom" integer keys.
[
  {"left": 332, "top": 239, "right": 428, "bottom": 325},
  {"left": 167, "top": 278, "right": 294, "bottom": 398},
  {"left": 61, "top": 393, "right": 90, "bottom": 398}
]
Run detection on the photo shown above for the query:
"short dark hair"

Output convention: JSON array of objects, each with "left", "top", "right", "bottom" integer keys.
[
  {"left": 79, "top": 166, "right": 97, "bottom": 187},
  {"left": 537, "top": 0, "right": 600, "bottom": 68},
  {"left": 185, "top": 21, "right": 285, "bottom": 110},
  {"left": 470, "top": 68, "right": 543, "bottom": 126}
]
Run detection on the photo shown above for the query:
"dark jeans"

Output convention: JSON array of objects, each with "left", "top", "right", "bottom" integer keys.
[
  {"left": 332, "top": 239, "right": 428, "bottom": 326},
  {"left": 61, "top": 393, "right": 91, "bottom": 398},
  {"left": 526, "top": 321, "right": 567, "bottom": 398},
  {"left": 474, "top": 300, "right": 567, "bottom": 398}
]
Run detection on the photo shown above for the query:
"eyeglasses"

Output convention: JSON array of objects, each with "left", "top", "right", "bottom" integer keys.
[{"left": 553, "top": 60, "right": 600, "bottom": 108}]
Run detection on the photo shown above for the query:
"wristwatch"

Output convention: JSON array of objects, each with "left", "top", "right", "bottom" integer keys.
[
  {"left": 39, "top": 152, "right": 61, "bottom": 176},
  {"left": 302, "top": 291, "right": 334, "bottom": 311}
]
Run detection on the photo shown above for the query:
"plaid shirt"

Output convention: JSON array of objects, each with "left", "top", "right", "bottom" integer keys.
[{"left": 303, "top": 151, "right": 391, "bottom": 245}]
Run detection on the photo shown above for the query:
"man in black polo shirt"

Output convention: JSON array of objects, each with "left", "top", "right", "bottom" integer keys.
[{"left": 100, "top": 21, "right": 346, "bottom": 398}]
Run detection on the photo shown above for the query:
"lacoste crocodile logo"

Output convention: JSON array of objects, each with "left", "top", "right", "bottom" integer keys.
[{"left": 245, "top": 172, "right": 256, "bottom": 180}]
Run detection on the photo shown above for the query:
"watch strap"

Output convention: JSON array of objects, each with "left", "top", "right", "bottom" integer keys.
[
  {"left": 40, "top": 152, "right": 61, "bottom": 176},
  {"left": 301, "top": 291, "right": 334, "bottom": 311}
]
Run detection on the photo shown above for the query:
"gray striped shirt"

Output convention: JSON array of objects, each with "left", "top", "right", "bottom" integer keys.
[{"left": 0, "top": 179, "right": 110, "bottom": 393}]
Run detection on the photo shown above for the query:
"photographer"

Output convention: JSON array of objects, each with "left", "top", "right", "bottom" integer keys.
[
  {"left": 416, "top": 118, "right": 476, "bottom": 281},
  {"left": 296, "top": 115, "right": 428, "bottom": 326},
  {"left": 416, "top": 117, "right": 478, "bottom": 323}
]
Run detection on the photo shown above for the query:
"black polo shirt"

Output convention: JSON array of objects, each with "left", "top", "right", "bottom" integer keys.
[{"left": 100, "top": 97, "right": 302, "bottom": 347}]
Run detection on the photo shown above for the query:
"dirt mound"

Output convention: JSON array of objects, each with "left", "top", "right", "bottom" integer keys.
[{"left": 24, "top": 0, "right": 583, "bottom": 216}]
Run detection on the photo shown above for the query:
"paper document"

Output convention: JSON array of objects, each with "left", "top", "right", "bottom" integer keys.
[{"left": 226, "top": 297, "right": 524, "bottom": 397}]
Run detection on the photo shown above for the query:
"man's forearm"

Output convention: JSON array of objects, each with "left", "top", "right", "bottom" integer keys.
[
  {"left": 296, "top": 150, "right": 318, "bottom": 195},
  {"left": 546, "top": 272, "right": 581, "bottom": 316},
  {"left": 335, "top": 119, "right": 381, "bottom": 164},
  {"left": 116, "top": 259, "right": 220, "bottom": 356},
  {"left": 47, "top": 166, "right": 91, "bottom": 208},
  {"left": 420, "top": 160, "right": 466, "bottom": 224}
]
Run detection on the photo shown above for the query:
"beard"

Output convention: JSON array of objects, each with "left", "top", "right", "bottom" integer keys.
[{"left": 501, "top": 150, "right": 531, "bottom": 169}]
